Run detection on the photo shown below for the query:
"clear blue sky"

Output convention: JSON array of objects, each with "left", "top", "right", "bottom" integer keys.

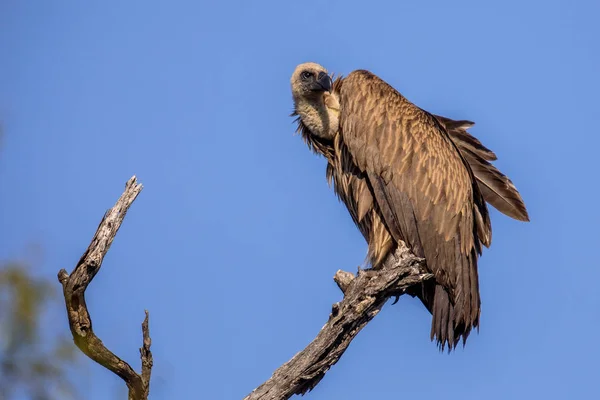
[{"left": 1, "top": 1, "right": 599, "bottom": 399}]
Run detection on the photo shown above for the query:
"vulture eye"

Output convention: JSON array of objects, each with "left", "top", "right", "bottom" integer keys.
[{"left": 301, "top": 71, "right": 312, "bottom": 80}]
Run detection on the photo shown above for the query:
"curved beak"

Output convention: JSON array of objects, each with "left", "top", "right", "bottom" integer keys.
[{"left": 316, "top": 71, "right": 332, "bottom": 92}]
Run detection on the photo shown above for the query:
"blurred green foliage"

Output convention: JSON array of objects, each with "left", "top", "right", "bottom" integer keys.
[{"left": 0, "top": 260, "right": 81, "bottom": 400}]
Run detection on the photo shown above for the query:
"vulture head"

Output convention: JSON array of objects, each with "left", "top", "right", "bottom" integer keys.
[
  {"left": 291, "top": 62, "right": 339, "bottom": 140},
  {"left": 290, "top": 62, "right": 332, "bottom": 97}
]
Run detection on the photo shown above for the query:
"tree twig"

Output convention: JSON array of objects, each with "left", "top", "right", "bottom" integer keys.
[
  {"left": 57, "top": 176, "right": 152, "bottom": 400},
  {"left": 244, "top": 244, "right": 432, "bottom": 400}
]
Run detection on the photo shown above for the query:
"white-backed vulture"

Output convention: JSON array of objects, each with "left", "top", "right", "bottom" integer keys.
[{"left": 290, "top": 62, "right": 529, "bottom": 351}]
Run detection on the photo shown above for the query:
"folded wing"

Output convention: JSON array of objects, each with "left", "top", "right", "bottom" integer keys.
[{"left": 337, "top": 70, "right": 490, "bottom": 350}]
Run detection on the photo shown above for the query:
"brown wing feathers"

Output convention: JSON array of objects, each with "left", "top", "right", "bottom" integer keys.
[
  {"left": 338, "top": 70, "right": 486, "bottom": 350},
  {"left": 433, "top": 114, "right": 497, "bottom": 161},
  {"left": 435, "top": 114, "right": 530, "bottom": 222}
]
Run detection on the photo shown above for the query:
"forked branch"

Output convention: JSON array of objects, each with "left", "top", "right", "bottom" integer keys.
[
  {"left": 244, "top": 244, "right": 431, "bottom": 400},
  {"left": 55, "top": 175, "right": 429, "bottom": 400},
  {"left": 57, "top": 176, "right": 152, "bottom": 400}
]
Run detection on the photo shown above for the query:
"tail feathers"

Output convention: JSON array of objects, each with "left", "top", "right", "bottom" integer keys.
[
  {"left": 429, "top": 284, "right": 480, "bottom": 352},
  {"left": 409, "top": 256, "right": 481, "bottom": 352}
]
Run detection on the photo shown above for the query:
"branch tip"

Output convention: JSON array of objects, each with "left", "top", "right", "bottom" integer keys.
[
  {"left": 57, "top": 269, "right": 69, "bottom": 286},
  {"left": 334, "top": 270, "right": 355, "bottom": 294},
  {"left": 140, "top": 310, "right": 153, "bottom": 392}
]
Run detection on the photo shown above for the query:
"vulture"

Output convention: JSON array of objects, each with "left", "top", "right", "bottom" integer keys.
[{"left": 290, "top": 62, "right": 529, "bottom": 351}]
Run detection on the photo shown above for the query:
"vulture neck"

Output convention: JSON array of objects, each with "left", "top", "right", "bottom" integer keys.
[{"left": 294, "top": 92, "right": 340, "bottom": 140}]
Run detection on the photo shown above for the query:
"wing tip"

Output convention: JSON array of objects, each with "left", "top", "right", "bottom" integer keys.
[{"left": 513, "top": 208, "right": 530, "bottom": 222}]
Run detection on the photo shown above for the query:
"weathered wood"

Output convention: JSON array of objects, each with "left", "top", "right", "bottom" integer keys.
[
  {"left": 55, "top": 175, "right": 430, "bottom": 400},
  {"left": 244, "top": 244, "right": 431, "bottom": 400},
  {"left": 57, "top": 176, "right": 152, "bottom": 400}
]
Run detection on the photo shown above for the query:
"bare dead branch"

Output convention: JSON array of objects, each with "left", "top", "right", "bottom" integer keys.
[
  {"left": 55, "top": 174, "right": 429, "bottom": 399},
  {"left": 57, "top": 176, "right": 152, "bottom": 400},
  {"left": 140, "top": 310, "right": 153, "bottom": 390},
  {"left": 244, "top": 244, "right": 432, "bottom": 400}
]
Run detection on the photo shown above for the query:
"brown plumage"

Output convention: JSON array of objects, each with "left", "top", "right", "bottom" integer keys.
[
  {"left": 290, "top": 63, "right": 529, "bottom": 351},
  {"left": 433, "top": 115, "right": 529, "bottom": 223}
]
